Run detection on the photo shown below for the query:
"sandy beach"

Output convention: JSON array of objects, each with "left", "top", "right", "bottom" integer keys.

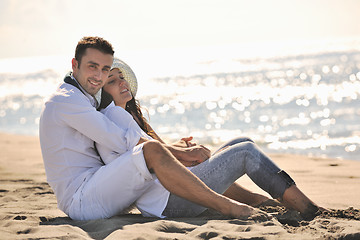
[{"left": 0, "top": 132, "right": 359, "bottom": 239}]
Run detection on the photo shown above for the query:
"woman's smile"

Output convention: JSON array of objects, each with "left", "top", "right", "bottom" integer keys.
[{"left": 121, "top": 88, "right": 129, "bottom": 93}]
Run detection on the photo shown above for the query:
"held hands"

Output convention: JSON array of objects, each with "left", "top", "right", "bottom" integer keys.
[
  {"left": 169, "top": 136, "right": 211, "bottom": 167},
  {"left": 178, "top": 144, "right": 211, "bottom": 167},
  {"left": 172, "top": 136, "right": 197, "bottom": 148}
]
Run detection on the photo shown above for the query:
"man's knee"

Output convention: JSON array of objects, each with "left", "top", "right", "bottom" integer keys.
[
  {"left": 143, "top": 139, "right": 163, "bottom": 152},
  {"left": 142, "top": 140, "right": 166, "bottom": 168}
]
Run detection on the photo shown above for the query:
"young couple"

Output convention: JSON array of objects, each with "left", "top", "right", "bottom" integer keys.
[{"left": 39, "top": 36, "right": 321, "bottom": 221}]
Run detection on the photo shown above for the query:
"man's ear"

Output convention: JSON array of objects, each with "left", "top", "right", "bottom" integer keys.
[{"left": 71, "top": 58, "right": 78, "bottom": 71}]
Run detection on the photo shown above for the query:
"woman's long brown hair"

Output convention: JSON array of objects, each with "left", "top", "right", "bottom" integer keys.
[{"left": 125, "top": 97, "right": 151, "bottom": 135}]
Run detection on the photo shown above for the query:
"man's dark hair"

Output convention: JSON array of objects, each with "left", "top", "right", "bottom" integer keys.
[{"left": 75, "top": 36, "right": 114, "bottom": 65}]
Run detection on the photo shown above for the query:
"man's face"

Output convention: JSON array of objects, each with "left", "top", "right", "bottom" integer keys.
[{"left": 72, "top": 48, "right": 113, "bottom": 96}]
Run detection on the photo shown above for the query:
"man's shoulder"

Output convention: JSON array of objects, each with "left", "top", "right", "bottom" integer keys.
[{"left": 47, "top": 83, "right": 88, "bottom": 105}]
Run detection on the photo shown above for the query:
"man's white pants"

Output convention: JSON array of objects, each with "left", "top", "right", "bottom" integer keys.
[{"left": 68, "top": 143, "right": 169, "bottom": 220}]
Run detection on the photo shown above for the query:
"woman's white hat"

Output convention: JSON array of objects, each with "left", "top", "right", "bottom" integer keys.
[{"left": 111, "top": 58, "right": 138, "bottom": 96}]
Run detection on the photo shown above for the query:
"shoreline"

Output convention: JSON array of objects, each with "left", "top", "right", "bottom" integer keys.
[{"left": 1, "top": 132, "right": 359, "bottom": 239}]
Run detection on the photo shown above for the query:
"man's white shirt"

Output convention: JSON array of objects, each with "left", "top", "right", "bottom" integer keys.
[{"left": 39, "top": 82, "right": 141, "bottom": 214}]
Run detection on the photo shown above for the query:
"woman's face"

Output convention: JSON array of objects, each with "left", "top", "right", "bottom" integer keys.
[{"left": 104, "top": 68, "right": 133, "bottom": 108}]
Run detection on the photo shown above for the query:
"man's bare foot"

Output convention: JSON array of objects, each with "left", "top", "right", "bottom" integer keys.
[
  {"left": 253, "top": 198, "right": 283, "bottom": 208},
  {"left": 220, "top": 199, "right": 272, "bottom": 220}
]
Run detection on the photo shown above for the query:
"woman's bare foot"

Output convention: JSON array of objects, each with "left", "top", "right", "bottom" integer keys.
[{"left": 281, "top": 185, "right": 321, "bottom": 220}]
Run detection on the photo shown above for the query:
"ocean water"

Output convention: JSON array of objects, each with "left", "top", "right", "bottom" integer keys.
[{"left": 1, "top": 39, "right": 359, "bottom": 161}]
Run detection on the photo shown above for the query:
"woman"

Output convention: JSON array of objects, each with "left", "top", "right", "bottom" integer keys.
[{"left": 96, "top": 58, "right": 321, "bottom": 220}]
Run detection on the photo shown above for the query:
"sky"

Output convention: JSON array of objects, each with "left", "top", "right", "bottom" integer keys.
[{"left": 0, "top": 0, "right": 360, "bottom": 60}]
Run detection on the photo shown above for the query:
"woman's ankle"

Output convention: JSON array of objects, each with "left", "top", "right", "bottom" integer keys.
[
  {"left": 281, "top": 185, "right": 319, "bottom": 219},
  {"left": 300, "top": 202, "right": 320, "bottom": 220}
]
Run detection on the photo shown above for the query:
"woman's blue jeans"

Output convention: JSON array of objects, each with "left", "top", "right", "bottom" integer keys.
[{"left": 162, "top": 137, "right": 294, "bottom": 217}]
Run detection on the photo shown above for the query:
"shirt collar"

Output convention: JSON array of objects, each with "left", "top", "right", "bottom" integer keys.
[{"left": 71, "top": 74, "right": 101, "bottom": 108}]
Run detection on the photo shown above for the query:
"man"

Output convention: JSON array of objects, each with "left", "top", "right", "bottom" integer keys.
[{"left": 39, "top": 36, "right": 269, "bottom": 220}]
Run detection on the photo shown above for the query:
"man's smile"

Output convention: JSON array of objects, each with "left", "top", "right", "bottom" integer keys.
[{"left": 88, "top": 78, "right": 102, "bottom": 87}]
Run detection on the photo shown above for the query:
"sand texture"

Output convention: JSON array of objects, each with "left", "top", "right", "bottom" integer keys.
[{"left": 1, "top": 133, "right": 360, "bottom": 239}]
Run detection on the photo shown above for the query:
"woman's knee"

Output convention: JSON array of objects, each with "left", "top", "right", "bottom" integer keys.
[
  {"left": 233, "top": 141, "right": 257, "bottom": 152},
  {"left": 226, "top": 137, "right": 255, "bottom": 147},
  {"left": 236, "top": 137, "right": 254, "bottom": 143}
]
